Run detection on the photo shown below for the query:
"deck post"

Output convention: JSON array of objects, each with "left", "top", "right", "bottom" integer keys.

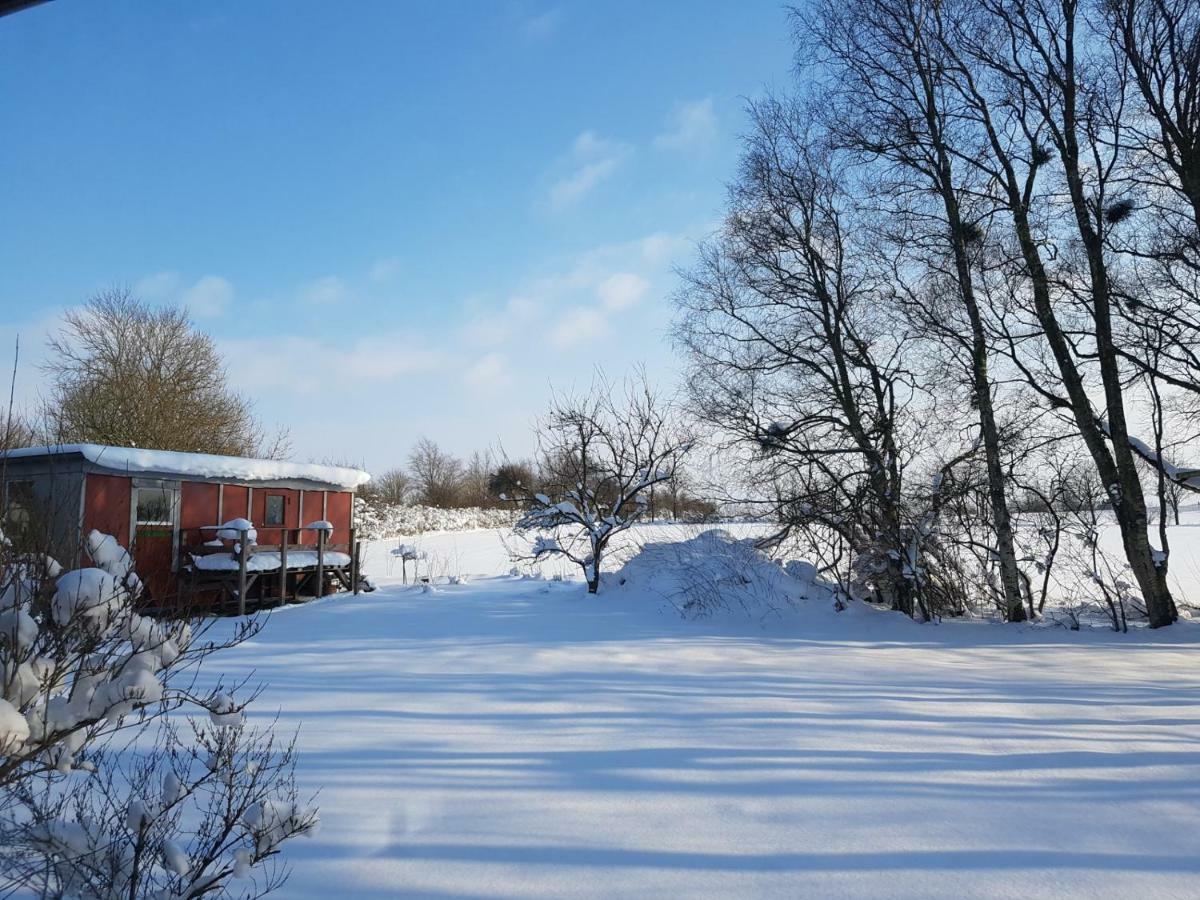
[
  {"left": 279, "top": 528, "right": 289, "bottom": 606},
  {"left": 316, "top": 527, "right": 326, "bottom": 599},
  {"left": 237, "top": 528, "right": 248, "bottom": 617},
  {"left": 350, "top": 527, "right": 360, "bottom": 595}
]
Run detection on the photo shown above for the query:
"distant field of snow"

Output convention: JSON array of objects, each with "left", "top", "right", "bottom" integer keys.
[
  {"left": 200, "top": 517, "right": 1200, "bottom": 898},
  {"left": 359, "top": 521, "right": 771, "bottom": 583}
]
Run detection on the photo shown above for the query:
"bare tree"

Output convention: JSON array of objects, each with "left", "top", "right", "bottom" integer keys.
[
  {"left": 407, "top": 438, "right": 464, "bottom": 507},
  {"left": 360, "top": 467, "right": 413, "bottom": 506},
  {"left": 804, "top": 0, "right": 1031, "bottom": 621},
  {"left": 460, "top": 450, "right": 496, "bottom": 508},
  {"left": 44, "top": 288, "right": 287, "bottom": 459},
  {"left": 676, "top": 102, "right": 953, "bottom": 619},
  {"left": 507, "top": 375, "right": 692, "bottom": 593},
  {"left": 918, "top": 0, "right": 1181, "bottom": 625}
]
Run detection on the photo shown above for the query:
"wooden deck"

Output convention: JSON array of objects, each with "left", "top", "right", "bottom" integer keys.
[{"left": 178, "top": 524, "right": 363, "bottom": 615}]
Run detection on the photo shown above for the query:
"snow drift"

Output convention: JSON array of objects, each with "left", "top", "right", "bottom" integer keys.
[{"left": 612, "top": 529, "right": 836, "bottom": 619}]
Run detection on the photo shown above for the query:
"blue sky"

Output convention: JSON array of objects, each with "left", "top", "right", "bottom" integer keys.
[{"left": 0, "top": 0, "right": 793, "bottom": 472}]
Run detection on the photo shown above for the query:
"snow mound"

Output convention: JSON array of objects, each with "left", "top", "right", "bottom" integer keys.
[
  {"left": 214, "top": 518, "right": 257, "bottom": 543},
  {"left": 612, "top": 529, "right": 835, "bottom": 619},
  {"left": 51, "top": 568, "right": 127, "bottom": 628}
]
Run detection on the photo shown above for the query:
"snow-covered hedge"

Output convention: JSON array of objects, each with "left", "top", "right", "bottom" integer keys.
[{"left": 355, "top": 498, "right": 518, "bottom": 540}]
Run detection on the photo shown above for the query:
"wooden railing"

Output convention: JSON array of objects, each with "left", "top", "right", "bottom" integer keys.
[{"left": 180, "top": 524, "right": 362, "bottom": 615}]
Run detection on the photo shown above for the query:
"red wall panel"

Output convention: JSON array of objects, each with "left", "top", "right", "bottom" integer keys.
[
  {"left": 326, "top": 491, "right": 352, "bottom": 543},
  {"left": 297, "top": 490, "right": 326, "bottom": 545},
  {"left": 221, "top": 485, "right": 250, "bottom": 522},
  {"left": 180, "top": 481, "right": 219, "bottom": 532},
  {"left": 83, "top": 473, "right": 132, "bottom": 550}
]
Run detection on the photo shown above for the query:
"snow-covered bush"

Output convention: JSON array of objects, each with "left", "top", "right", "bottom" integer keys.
[
  {"left": 354, "top": 497, "right": 518, "bottom": 540},
  {"left": 0, "top": 530, "right": 316, "bottom": 897}
]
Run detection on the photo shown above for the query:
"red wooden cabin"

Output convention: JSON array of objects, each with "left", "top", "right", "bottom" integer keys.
[{"left": 0, "top": 444, "right": 369, "bottom": 611}]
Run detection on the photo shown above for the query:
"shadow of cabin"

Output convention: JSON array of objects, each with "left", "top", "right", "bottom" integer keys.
[{"left": 0, "top": 444, "right": 370, "bottom": 616}]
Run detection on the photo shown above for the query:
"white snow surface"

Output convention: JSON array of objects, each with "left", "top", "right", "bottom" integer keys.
[
  {"left": 195, "top": 522, "right": 1200, "bottom": 899},
  {"left": 213, "top": 518, "right": 258, "bottom": 543},
  {"left": 3, "top": 444, "right": 369, "bottom": 490},
  {"left": 189, "top": 550, "right": 352, "bottom": 572},
  {"left": 0, "top": 696, "right": 29, "bottom": 753}
]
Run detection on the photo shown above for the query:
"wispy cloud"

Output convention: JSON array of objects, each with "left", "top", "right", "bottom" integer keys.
[
  {"left": 461, "top": 295, "right": 540, "bottom": 348},
  {"left": 654, "top": 97, "right": 718, "bottom": 153},
  {"left": 369, "top": 257, "right": 402, "bottom": 284},
  {"left": 547, "top": 130, "right": 631, "bottom": 210},
  {"left": 133, "top": 271, "right": 233, "bottom": 318},
  {"left": 462, "top": 352, "right": 512, "bottom": 391},
  {"left": 180, "top": 275, "right": 234, "bottom": 317},
  {"left": 300, "top": 275, "right": 350, "bottom": 305},
  {"left": 549, "top": 306, "right": 609, "bottom": 349},
  {"left": 519, "top": 7, "right": 562, "bottom": 40},
  {"left": 219, "top": 331, "right": 452, "bottom": 393},
  {"left": 464, "top": 232, "right": 692, "bottom": 354},
  {"left": 133, "top": 271, "right": 181, "bottom": 300},
  {"left": 596, "top": 272, "right": 648, "bottom": 312}
]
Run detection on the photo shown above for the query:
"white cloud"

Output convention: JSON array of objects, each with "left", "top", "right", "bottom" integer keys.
[
  {"left": 457, "top": 228, "right": 701, "bottom": 359},
  {"left": 180, "top": 275, "right": 234, "bottom": 317},
  {"left": 654, "top": 98, "right": 718, "bottom": 153},
  {"left": 549, "top": 159, "right": 620, "bottom": 209},
  {"left": 520, "top": 8, "right": 562, "bottom": 40},
  {"left": 219, "top": 332, "right": 452, "bottom": 393},
  {"left": 550, "top": 306, "right": 610, "bottom": 349},
  {"left": 301, "top": 275, "right": 350, "bottom": 305},
  {"left": 345, "top": 338, "right": 450, "bottom": 380},
  {"left": 133, "top": 271, "right": 232, "bottom": 317},
  {"left": 369, "top": 257, "right": 402, "bottom": 284},
  {"left": 597, "top": 272, "right": 649, "bottom": 312},
  {"left": 134, "top": 271, "right": 181, "bottom": 301},
  {"left": 547, "top": 130, "right": 631, "bottom": 210},
  {"left": 463, "top": 352, "right": 511, "bottom": 390},
  {"left": 638, "top": 231, "right": 693, "bottom": 265},
  {"left": 461, "top": 294, "right": 540, "bottom": 347}
]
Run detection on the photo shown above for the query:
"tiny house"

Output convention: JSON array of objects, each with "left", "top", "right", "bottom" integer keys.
[{"left": 0, "top": 444, "right": 369, "bottom": 610}]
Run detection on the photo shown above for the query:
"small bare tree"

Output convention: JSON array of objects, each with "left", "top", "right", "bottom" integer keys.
[
  {"left": 359, "top": 467, "right": 413, "bottom": 507},
  {"left": 460, "top": 450, "right": 497, "bottom": 508},
  {"left": 506, "top": 375, "right": 692, "bottom": 593},
  {"left": 407, "top": 438, "right": 464, "bottom": 508}
]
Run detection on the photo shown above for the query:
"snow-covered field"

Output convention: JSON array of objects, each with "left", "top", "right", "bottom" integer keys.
[{"left": 204, "top": 523, "right": 1200, "bottom": 899}]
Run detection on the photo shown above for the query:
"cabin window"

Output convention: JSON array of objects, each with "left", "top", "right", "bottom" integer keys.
[
  {"left": 135, "top": 486, "right": 177, "bottom": 525},
  {"left": 3, "top": 480, "right": 34, "bottom": 531},
  {"left": 264, "top": 494, "right": 285, "bottom": 526}
]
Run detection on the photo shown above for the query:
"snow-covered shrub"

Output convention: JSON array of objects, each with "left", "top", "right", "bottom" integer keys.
[
  {"left": 12, "top": 720, "right": 317, "bottom": 898},
  {"left": 354, "top": 497, "right": 517, "bottom": 540},
  {"left": 0, "top": 530, "right": 315, "bottom": 897}
]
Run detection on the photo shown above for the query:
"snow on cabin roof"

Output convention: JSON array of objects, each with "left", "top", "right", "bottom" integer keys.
[{"left": 1, "top": 444, "right": 370, "bottom": 491}]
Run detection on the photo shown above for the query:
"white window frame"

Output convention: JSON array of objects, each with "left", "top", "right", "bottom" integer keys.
[{"left": 129, "top": 480, "right": 182, "bottom": 569}]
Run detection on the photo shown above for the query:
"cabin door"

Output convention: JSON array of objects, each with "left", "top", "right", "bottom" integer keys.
[{"left": 131, "top": 482, "right": 180, "bottom": 602}]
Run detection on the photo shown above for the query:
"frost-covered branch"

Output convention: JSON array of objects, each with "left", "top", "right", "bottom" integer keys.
[{"left": 0, "top": 527, "right": 315, "bottom": 898}]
